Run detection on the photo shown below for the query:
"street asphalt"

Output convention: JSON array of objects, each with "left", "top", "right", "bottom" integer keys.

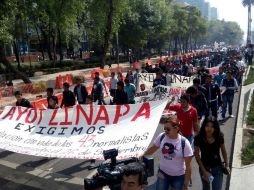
[{"left": 0, "top": 90, "right": 240, "bottom": 190}]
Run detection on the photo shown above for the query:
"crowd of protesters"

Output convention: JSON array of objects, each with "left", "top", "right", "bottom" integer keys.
[{"left": 13, "top": 49, "right": 247, "bottom": 190}]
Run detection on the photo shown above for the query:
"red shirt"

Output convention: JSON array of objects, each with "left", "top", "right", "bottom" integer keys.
[{"left": 168, "top": 104, "right": 198, "bottom": 136}]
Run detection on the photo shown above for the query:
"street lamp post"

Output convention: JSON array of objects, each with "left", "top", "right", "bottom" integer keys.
[{"left": 247, "top": 0, "right": 252, "bottom": 44}]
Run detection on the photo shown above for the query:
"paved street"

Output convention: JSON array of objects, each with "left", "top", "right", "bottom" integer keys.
[{"left": 0, "top": 90, "right": 240, "bottom": 190}]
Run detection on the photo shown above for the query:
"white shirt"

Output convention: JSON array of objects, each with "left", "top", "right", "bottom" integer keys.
[{"left": 110, "top": 77, "right": 118, "bottom": 90}]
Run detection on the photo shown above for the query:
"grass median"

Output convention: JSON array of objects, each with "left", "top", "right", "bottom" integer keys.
[
  {"left": 242, "top": 93, "right": 254, "bottom": 165},
  {"left": 244, "top": 67, "right": 254, "bottom": 86}
]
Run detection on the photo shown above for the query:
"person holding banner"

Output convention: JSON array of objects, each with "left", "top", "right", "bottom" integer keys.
[
  {"left": 15, "top": 91, "right": 33, "bottom": 108},
  {"left": 91, "top": 77, "right": 106, "bottom": 105},
  {"left": 60, "top": 82, "right": 76, "bottom": 108},
  {"left": 153, "top": 72, "right": 166, "bottom": 88},
  {"left": 124, "top": 78, "right": 136, "bottom": 104},
  {"left": 74, "top": 77, "right": 88, "bottom": 105},
  {"left": 46, "top": 88, "right": 58, "bottom": 108},
  {"left": 113, "top": 81, "right": 128, "bottom": 105},
  {"left": 142, "top": 117, "right": 193, "bottom": 190}
]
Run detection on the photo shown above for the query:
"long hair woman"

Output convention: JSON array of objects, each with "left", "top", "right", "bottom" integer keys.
[
  {"left": 142, "top": 117, "right": 193, "bottom": 190},
  {"left": 194, "top": 116, "right": 230, "bottom": 190}
]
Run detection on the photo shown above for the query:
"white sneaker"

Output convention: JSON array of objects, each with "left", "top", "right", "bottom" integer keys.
[{"left": 229, "top": 115, "right": 234, "bottom": 118}]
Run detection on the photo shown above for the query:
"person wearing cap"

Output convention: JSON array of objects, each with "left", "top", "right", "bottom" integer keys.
[
  {"left": 202, "top": 74, "right": 222, "bottom": 118},
  {"left": 220, "top": 71, "right": 238, "bottom": 119},
  {"left": 60, "top": 82, "right": 76, "bottom": 108},
  {"left": 74, "top": 77, "right": 88, "bottom": 105},
  {"left": 166, "top": 94, "right": 199, "bottom": 145},
  {"left": 142, "top": 117, "right": 193, "bottom": 190}
]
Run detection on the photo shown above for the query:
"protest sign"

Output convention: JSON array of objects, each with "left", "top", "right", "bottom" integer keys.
[
  {"left": 0, "top": 101, "right": 167, "bottom": 160},
  {"left": 135, "top": 85, "right": 186, "bottom": 103},
  {"left": 137, "top": 73, "right": 193, "bottom": 92}
]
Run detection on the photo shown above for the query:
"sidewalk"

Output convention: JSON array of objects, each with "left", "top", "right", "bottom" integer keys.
[{"left": 229, "top": 66, "right": 254, "bottom": 190}]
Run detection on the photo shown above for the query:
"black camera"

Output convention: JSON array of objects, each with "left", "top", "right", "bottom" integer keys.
[{"left": 84, "top": 149, "right": 154, "bottom": 190}]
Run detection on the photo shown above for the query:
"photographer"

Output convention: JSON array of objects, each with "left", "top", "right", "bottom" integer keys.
[{"left": 93, "top": 162, "right": 146, "bottom": 190}]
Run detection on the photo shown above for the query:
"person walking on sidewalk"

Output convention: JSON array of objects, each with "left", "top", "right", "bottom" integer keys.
[
  {"left": 194, "top": 116, "right": 230, "bottom": 190},
  {"left": 142, "top": 117, "right": 193, "bottom": 190},
  {"left": 14, "top": 91, "right": 33, "bottom": 108},
  {"left": 220, "top": 71, "right": 238, "bottom": 119}
]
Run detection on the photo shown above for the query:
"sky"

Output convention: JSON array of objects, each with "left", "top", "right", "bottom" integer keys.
[{"left": 207, "top": 0, "right": 249, "bottom": 39}]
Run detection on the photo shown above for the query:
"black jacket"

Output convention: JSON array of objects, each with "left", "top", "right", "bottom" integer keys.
[
  {"left": 113, "top": 90, "right": 128, "bottom": 105},
  {"left": 74, "top": 85, "right": 88, "bottom": 103},
  {"left": 203, "top": 83, "right": 222, "bottom": 105},
  {"left": 16, "top": 98, "right": 33, "bottom": 108},
  {"left": 190, "top": 93, "right": 208, "bottom": 118},
  {"left": 60, "top": 90, "right": 76, "bottom": 107}
]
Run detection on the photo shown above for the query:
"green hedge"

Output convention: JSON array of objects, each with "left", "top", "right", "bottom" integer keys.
[
  {"left": 244, "top": 67, "right": 254, "bottom": 86},
  {"left": 247, "top": 93, "right": 254, "bottom": 127}
]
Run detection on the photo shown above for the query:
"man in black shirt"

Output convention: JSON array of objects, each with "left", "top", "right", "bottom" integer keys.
[
  {"left": 15, "top": 91, "right": 33, "bottom": 108},
  {"left": 113, "top": 81, "right": 128, "bottom": 105},
  {"left": 60, "top": 82, "right": 76, "bottom": 108},
  {"left": 203, "top": 75, "right": 222, "bottom": 118},
  {"left": 152, "top": 72, "right": 166, "bottom": 87},
  {"left": 74, "top": 77, "right": 88, "bottom": 105},
  {"left": 186, "top": 86, "right": 208, "bottom": 120},
  {"left": 91, "top": 77, "right": 106, "bottom": 105},
  {"left": 192, "top": 78, "right": 208, "bottom": 99},
  {"left": 46, "top": 88, "right": 58, "bottom": 109}
]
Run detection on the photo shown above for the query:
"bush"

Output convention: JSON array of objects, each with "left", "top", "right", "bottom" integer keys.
[
  {"left": 244, "top": 67, "right": 254, "bottom": 86},
  {"left": 247, "top": 93, "right": 254, "bottom": 127},
  {"left": 242, "top": 134, "right": 254, "bottom": 165}
]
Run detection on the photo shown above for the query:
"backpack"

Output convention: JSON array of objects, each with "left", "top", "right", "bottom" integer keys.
[{"left": 159, "top": 133, "right": 186, "bottom": 157}]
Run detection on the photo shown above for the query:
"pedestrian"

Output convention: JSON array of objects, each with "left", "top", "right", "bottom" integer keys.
[
  {"left": 194, "top": 116, "right": 230, "bottom": 190},
  {"left": 117, "top": 72, "right": 124, "bottom": 82},
  {"left": 113, "top": 81, "right": 128, "bottom": 105},
  {"left": 192, "top": 78, "right": 208, "bottom": 99},
  {"left": 126, "top": 70, "right": 134, "bottom": 84},
  {"left": 74, "top": 77, "right": 88, "bottom": 105},
  {"left": 167, "top": 94, "right": 199, "bottom": 144},
  {"left": 109, "top": 72, "right": 118, "bottom": 102},
  {"left": 220, "top": 71, "right": 238, "bottom": 119},
  {"left": 142, "top": 117, "right": 193, "bottom": 190},
  {"left": 48, "top": 96, "right": 59, "bottom": 109},
  {"left": 60, "top": 82, "right": 76, "bottom": 108},
  {"left": 14, "top": 91, "right": 33, "bottom": 108},
  {"left": 186, "top": 86, "right": 208, "bottom": 122},
  {"left": 91, "top": 77, "right": 106, "bottom": 105},
  {"left": 95, "top": 72, "right": 108, "bottom": 95},
  {"left": 213, "top": 67, "right": 226, "bottom": 87},
  {"left": 203, "top": 74, "right": 222, "bottom": 118},
  {"left": 153, "top": 71, "right": 166, "bottom": 87},
  {"left": 46, "top": 88, "right": 58, "bottom": 108},
  {"left": 124, "top": 78, "right": 136, "bottom": 104}
]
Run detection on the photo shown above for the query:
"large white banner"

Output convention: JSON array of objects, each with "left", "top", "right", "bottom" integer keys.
[
  {"left": 0, "top": 101, "right": 167, "bottom": 160},
  {"left": 137, "top": 73, "right": 194, "bottom": 92}
]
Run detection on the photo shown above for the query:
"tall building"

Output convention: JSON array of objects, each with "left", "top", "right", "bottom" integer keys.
[
  {"left": 210, "top": 7, "right": 218, "bottom": 20},
  {"left": 202, "top": 2, "right": 211, "bottom": 20},
  {"left": 177, "top": 0, "right": 218, "bottom": 21}
]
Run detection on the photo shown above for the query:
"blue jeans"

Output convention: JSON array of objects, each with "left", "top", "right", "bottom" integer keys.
[
  {"left": 199, "top": 166, "right": 223, "bottom": 190},
  {"left": 156, "top": 170, "right": 184, "bottom": 190},
  {"left": 222, "top": 94, "right": 234, "bottom": 117}
]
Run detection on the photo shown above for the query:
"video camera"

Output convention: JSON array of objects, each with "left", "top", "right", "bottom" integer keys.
[{"left": 84, "top": 149, "right": 154, "bottom": 190}]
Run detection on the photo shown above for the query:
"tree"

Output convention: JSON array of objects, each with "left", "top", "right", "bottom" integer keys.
[
  {"left": 242, "top": 0, "right": 254, "bottom": 43},
  {"left": 0, "top": 0, "right": 31, "bottom": 83}
]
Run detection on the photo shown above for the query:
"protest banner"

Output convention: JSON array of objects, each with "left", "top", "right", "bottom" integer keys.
[
  {"left": 135, "top": 85, "right": 186, "bottom": 104},
  {"left": 137, "top": 73, "right": 193, "bottom": 92},
  {"left": 0, "top": 101, "right": 167, "bottom": 160}
]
